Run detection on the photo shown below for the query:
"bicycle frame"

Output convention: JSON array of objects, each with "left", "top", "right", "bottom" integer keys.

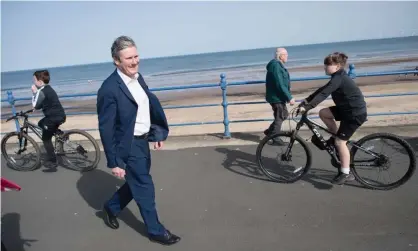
[
  {"left": 12, "top": 110, "right": 62, "bottom": 140},
  {"left": 286, "top": 111, "right": 383, "bottom": 167},
  {"left": 11, "top": 115, "right": 41, "bottom": 151},
  {"left": 4, "top": 109, "right": 99, "bottom": 172},
  {"left": 11, "top": 110, "right": 62, "bottom": 149},
  {"left": 23, "top": 120, "right": 43, "bottom": 140}
]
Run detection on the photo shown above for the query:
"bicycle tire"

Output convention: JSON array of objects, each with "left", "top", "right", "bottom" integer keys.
[
  {"left": 256, "top": 131, "right": 312, "bottom": 183},
  {"left": 1, "top": 132, "right": 41, "bottom": 171},
  {"left": 350, "top": 132, "right": 416, "bottom": 190},
  {"left": 57, "top": 129, "right": 101, "bottom": 172}
]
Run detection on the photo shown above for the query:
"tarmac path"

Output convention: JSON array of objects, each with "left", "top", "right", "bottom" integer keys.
[{"left": 1, "top": 136, "right": 418, "bottom": 251}]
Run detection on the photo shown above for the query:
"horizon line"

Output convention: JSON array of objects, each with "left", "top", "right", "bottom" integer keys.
[{"left": 2, "top": 35, "right": 416, "bottom": 74}]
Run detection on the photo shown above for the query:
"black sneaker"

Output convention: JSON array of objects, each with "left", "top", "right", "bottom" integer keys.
[
  {"left": 42, "top": 159, "right": 58, "bottom": 173},
  {"left": 345, "top": 172, "right": 355, "bottom": 182},
  {"left": 332, "top": 172, "right": 355, "bottom": 185}
]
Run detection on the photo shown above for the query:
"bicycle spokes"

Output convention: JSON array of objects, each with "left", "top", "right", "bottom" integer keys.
[
  {"left": 57, "top": 130, "right": 100, "bottom": 172},
  {"left": 15, "top": 135, "right": 29, "bottom": 154},
  {"left": 76, "top": 145, "right": 87, "bottom": 155},
  {"left": 62, "top": 141, "right": 87, "bottom": 157},
  {"left": 355, "top": 154, "right": 390, "bottom": 169},
  {"left": 257, "top": 133, "right": 311, "bottom": 183},
  {"left": 351, "top": 134, "right": 415, "bottom": 190},
  {"left": 2, "top": 133, "right": 40, "bottom": 170}
]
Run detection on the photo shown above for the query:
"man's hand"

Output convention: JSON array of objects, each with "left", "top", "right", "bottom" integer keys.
[
  {"left": 289, "top": 98, "right": 296, "bottom": 106},
  {"left": 111, "top": 167, "right": 125, "bottom": 179},
  {"left": 154, "top": 141, "right": 164, "bottom": 150},
  {"left": 31, "top": 85, "right": 38, "bottom": 94}
]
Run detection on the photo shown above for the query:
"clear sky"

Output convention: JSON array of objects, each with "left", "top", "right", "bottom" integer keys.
[{"left": 1, "top": 1, "right": 418, "bottom": 72}]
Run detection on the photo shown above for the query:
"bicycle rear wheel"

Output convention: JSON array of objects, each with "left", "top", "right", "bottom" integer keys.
[
  {"left": 57, "top": 129, "right": 100, "bottom": 172},
  {"left": 256, "top": 131, "right": 312, "bottom": 183},
  {"left": 350, "top": 132, "right": 416, "bottom": 190},
  {"left": 1, "top": 132, "right": 41, "bottom": 171}
]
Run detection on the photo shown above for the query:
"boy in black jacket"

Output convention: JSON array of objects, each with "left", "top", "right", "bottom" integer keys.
[
  {"left": 32, "top": 70, "right": 66, "bottom": 171},
  {"left": 299, "top": 52, "right": 367, "bottom": 185}
]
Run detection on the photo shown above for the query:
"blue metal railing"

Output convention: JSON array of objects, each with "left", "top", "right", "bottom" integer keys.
[{"left": 2, "top": 63, "right": 418, "bottom": 138}]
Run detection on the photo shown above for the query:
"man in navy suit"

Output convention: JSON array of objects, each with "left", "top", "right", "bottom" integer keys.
[{"left": 96, "top": 35, "right": 180, "bottom": 245}]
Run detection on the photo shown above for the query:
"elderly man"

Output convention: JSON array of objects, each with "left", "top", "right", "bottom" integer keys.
[
  {"left": 96, "top": 35, "right": 180, "bottom": 245},
  {"left": 264, "top": 48, "right": 295, "bottom": 145}
]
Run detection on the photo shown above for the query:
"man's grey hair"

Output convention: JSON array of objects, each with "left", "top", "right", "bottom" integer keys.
[{"left": 111, "top": 36, "right": 136, "bottom": 61}]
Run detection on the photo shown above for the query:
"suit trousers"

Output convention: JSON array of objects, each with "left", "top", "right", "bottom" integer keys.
[{"left": 105, "top": 137, "right": 165, "bottom": 235}]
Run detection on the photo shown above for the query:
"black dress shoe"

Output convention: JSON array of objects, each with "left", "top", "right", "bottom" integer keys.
[
  {"left": 103, "top": 205, "right": 119, "bottom": 229},
  {"left": 149, "top": 230, "right": 181, "bottom": 245}
]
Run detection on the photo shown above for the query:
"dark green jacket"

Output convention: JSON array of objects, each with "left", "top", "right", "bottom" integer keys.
[{"left": 265, "top": 59, "right": 292, "bottom": 104}]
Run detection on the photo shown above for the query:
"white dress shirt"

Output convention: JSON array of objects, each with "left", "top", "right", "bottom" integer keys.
[{"left": 117, "top": 69, "right": 151, "bottom": 136}]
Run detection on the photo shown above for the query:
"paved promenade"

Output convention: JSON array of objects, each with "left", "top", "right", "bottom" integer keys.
[{"left": 1, "top": 132, "right": 418, "bottom": 251}]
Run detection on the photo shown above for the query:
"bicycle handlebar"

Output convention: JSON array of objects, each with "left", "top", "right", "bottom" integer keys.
[
  {"left": 295, "top": 105, "right": 306, "bottom": 118},
  {"left": 289, "top": 104, "right": 308, "bottom": 124},
  {"left": 5, "top": 109, "right": 34, "bottom": 122}
]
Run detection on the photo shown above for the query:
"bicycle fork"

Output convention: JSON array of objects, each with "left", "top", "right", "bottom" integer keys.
[
  {"left": 16, "top": 130, "right": 28, "bottom": 154},
  {"left": 56, "top": 136, "right": 88, "bottom": 156},
  {"left": 282, "top": 123, "right": 304, "bottom": 161}
]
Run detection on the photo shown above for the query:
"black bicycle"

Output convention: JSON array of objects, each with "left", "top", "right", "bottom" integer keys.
[
  {"left": 1, "top": 109, "right": 100, "bottom": 172},
  {"left": 256, "top": 106, "right": 416, "bottom": 190}
]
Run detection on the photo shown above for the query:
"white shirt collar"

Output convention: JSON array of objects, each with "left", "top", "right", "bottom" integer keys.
[{"left": 117, "top": 68, "right": 139, "bottom": 85}]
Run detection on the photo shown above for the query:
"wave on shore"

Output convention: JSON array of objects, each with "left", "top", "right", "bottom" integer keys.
[{"left": 2, "top": 36, "right": 418, "bottom": 103}]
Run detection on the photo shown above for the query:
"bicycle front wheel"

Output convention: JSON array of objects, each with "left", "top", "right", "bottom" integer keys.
[
  {"left": 256, "top": 131, "right": 312, "bottom": 183},
  {"left": 1, "top": 132, "right": 41, "bottom": 171},
  {"left": 350, "top": 132, "right": 416, "bottom": 190},
  {"left": 57, "top": 129, "right": 101, "bottom": 172}
]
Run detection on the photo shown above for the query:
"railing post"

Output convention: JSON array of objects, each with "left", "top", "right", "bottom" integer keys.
[
  {"left": 220, "top": 73, "right": 231, "bottom": 139},
  {"left": 348, "top": 64, "right": 356, "bottom": 79},
  {"left": 7, "top": 90, "right": 20, "bottom": 131}
]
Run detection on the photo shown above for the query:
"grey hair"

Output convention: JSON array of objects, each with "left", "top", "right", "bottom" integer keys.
[{"left": 111, "top": 36, "right": 136, "bottom": 61}]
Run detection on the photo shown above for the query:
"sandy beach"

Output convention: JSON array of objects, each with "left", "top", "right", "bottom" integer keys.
[{"left": 2, "top": 58, "right": 418, "bottom": 140}]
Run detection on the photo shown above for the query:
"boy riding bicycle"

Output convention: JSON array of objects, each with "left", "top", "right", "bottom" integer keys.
[
  {"left": 298, "top": 52, "right": 368, "bottom": 185},
  {"left": 31, "top": 70, "right": 66, "bottom": 171}
]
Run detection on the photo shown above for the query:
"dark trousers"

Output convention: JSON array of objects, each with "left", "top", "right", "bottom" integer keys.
[
  {"left": 265, "top": 102, "right": 289, "bottom": 135},
  {"left": 38, "top": 117, "right": 65, "bottom": 161},
  {"left": 106, "top": 137, "right": 166, "bottom": 235}
]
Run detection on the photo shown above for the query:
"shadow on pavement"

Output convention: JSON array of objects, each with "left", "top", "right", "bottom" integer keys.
[
  {"left": 76, "top": 169, "right": 147, "bottom": 237},
  {"left": 215, "top": 147, "right": 365, "bottom": 190},
  {"left": 208, "top": 132, "right": 261, "bottom": 143},
  {"left": 404, "top": 136, "right": 418, "bottom": 153},
  {"left": 1, "top": 213, "right": 37, "bottom": 251}
]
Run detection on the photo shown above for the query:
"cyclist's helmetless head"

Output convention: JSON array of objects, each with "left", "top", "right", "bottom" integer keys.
[
  {"left": 324, "top": 52, "right": 348, "bottom": 75},
  {"left": 33, "top": 70, "right": 50, "bottom": 87}
]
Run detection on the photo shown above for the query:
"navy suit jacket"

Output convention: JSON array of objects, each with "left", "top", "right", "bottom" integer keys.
[{"left": 96, "top": 69, "right": 169, "bottom": 169}]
